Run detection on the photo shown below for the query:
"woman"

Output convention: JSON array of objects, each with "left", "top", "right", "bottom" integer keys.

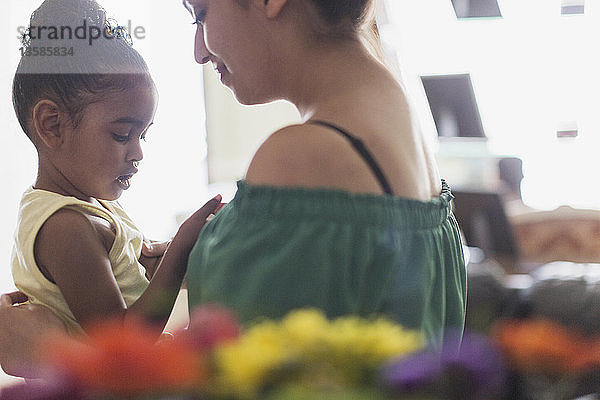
[
  {"left": 183, "top": 0, "right": 466, "bottom": 348},
  {"left": 1, "top": 0, "right": 466, "bottom": 376}
]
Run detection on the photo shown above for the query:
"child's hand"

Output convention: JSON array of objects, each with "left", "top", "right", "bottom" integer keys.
[
  {"left": 142, "top": 240, "right": 170, "bottom": 257},
  {"left": 125, "top": 196, "right": 222, "bottom": 330},
  {"left": 170, "top": 195, "right": 223, "bottom": 253},
  {"left": 140, "top": 241, "right": 170, "bottom": 279}
]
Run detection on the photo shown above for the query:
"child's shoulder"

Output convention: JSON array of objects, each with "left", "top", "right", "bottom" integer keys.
[
  {"left": 20, "top": 189, "right": 117, "bottom": 251},
  {"left": 36, "top": 207, "right": 115, "bottom": 261}
]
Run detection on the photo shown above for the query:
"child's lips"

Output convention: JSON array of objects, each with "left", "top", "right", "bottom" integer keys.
[{"left": 116, "top": 172, "right": 136, "bottom": 190}]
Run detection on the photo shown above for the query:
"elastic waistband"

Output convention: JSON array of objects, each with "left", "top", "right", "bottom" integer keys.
[{"left": 232, "top": 180, "right": 454, "bottom": 230}]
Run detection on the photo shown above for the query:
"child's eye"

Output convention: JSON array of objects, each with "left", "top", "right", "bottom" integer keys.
[
  {"left": 112, "top": 133, "right": 130, "bottom": 143},
  {"left": 192, "top": 10, "right": 206, "bottom": 25}
]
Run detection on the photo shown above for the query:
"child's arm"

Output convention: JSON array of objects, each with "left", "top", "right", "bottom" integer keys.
[
  {"left": 34, "top": 196, "right": 221, "bottom": 334},
  {"left": 127, "top": 197, "right": 220, "bottom": 326}
]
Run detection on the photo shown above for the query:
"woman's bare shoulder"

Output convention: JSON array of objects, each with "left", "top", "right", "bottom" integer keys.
[
  {"left": 244, "top": 123, "right": 383, "bottom": 192},
  {"left": 245, "top": 124, "right": 329, "bottom": 186}
]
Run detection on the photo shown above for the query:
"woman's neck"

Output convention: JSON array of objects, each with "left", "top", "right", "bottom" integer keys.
[{"left": 278, "top": 39, "right": 392, "bottom": 121}]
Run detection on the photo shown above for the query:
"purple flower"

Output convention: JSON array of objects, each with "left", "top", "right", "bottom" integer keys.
[
  {"left": 382, "top": 350, "right": 444, "bottom": 392},
  {"left": 381, "top": 331, "right": 507, "bottom": 399},
  {"left": 0, "top": 371, "right": 83, "bottom": 400}
]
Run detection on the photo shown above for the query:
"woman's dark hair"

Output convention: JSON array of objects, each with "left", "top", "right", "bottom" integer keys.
[
  {"left": 308, "top": 0, "right": 374, "bottom": 29},
  {"left": 231, "top": 0, "right": 375, "bottom": 30},
  {"left": 13, "top": 0, "right": 153, "bottom": 139},
  {"left": 304, "top": 0, "right": 383, "bottom": 62}
]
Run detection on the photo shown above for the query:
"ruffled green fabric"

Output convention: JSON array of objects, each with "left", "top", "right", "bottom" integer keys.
[{"left": 187, "top": 180, "right": 466, "bottom": 348}]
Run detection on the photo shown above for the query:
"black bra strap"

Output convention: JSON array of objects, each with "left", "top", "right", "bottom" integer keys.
[{"left": 310, "top": 120, "right": 394, "bottom": 195}]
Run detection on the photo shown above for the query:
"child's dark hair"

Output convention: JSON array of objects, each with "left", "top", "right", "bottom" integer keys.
[{"left": 13, "top": 0, "right": 154, "bottom": 139}]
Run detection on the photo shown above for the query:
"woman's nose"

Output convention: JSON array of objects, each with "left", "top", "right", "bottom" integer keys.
[{"left": 194, "top": 26, "right": 211, "bottom": 64}]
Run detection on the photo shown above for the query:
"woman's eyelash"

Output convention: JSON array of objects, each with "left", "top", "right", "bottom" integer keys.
[
  {"left": 140, "top": 124, "right": 153, "bottom": 142},
  {"left": 192, "top": 10, "right": 206, "bottom": 25},
  {"left": 112, "top": 133, "right": 130, "bottom": 143}
]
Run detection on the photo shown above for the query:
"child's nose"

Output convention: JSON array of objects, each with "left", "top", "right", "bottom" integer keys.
[{"left": 128, "top": 140, "right": 144, "bottom": 164}]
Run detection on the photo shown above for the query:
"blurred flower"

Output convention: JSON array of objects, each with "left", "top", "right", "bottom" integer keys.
[
  {"left": 494, "top": 319, "right": 600, "bottom": 375},
  {"left": 212, "top": 309, "right": 423, "bottom": 399},
  {"left": 279, "top": 308, "right": 330, "bottom": 353},
  {"left": 215, "top": 320, "right": 296, "bottom": 399},
  {"left": 0, "top": 375, "right": 82, "bottom": 400},
  {"left": 34, "top": 307, "right": 600, "bottom": 400},
  {"left": 175, "top": 303, "right": 241, "bottom": 352},
  {"left": 321, "top": 315, "right": 423, "bottom": 370},
  {"left": 382, "top": 331, "right": 507, "bottom": 399},
  {"left": 44, "top": 317, "right": 206, "bottom": 397}
]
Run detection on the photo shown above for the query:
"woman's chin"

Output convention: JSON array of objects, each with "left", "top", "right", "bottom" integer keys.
[{"left": 230, "top": 87, "right": 275, "bottom": 106}]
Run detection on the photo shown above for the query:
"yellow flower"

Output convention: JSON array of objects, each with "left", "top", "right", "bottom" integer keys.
[
  {"left": 280, "top": 308, "right": 330, "bottom": 353},
  {"left": 214, "top": 321, "right": 295, "bottom": 399},
  {"left": 354, "top": 318, "right": 423, "bottom": 366},
  {"left": 324, "top": 317, "right": 423, "bottom": 367},
  {"left": 212, "top": 309, "right": 423, "bottom": 397}
]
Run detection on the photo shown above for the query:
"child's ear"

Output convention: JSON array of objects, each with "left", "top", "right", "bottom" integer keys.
[
  {"left": 32, "top": 100, "right": 64, "bottom": 148},
  {"left": 261, "top": 0, "right": 288, "bottom": 19}
]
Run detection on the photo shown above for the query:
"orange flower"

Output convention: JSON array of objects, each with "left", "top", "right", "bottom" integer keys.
[
  {"left": 493, "top": 319, "right": 600, "bottom": 375},
  {"left": 44, "top": 318, "right": 206, "bottom": 397},
  {"left": 573, "top": 336, "right": 600, "bottom": 370}
]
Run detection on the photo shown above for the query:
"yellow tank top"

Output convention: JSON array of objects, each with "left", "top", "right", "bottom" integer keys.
[{"left": 11, "top": 188, "right": 149, "bottom": 334}]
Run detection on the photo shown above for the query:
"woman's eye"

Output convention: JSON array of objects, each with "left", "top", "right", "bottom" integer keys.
[
  {"left": 192, "top": 10, "right": 206, "bottom": 25},
  {"left": 112, "top": 133, "right": 130, "bottom": 143},
  {"left": 140, "top": 124, "right": 152, "bottom": 142}
]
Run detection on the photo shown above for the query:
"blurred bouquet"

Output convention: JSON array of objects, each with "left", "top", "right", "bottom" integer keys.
[{"left": 2, "top": 307, "right": 600, "bottom": 400}]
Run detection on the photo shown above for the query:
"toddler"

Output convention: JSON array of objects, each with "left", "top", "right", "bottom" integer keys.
[{"left": 11, "top": 0, "right": 219, "bottom": 336}]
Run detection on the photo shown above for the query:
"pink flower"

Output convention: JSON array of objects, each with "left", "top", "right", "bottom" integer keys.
[{"left": 174, "top": 304, "right": 241, "bottom": 353}]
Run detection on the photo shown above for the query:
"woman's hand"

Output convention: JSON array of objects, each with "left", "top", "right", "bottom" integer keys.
[{"left": 0, "top": 291, "right": 66, "bottom": 378}]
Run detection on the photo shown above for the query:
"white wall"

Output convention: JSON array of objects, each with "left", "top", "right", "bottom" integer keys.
[
  {"left": 381, "top": 0, "right": 600, "bottom": 210},
  {"left": 203, "top": 64, "right": 300, "bottom": 184}
]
